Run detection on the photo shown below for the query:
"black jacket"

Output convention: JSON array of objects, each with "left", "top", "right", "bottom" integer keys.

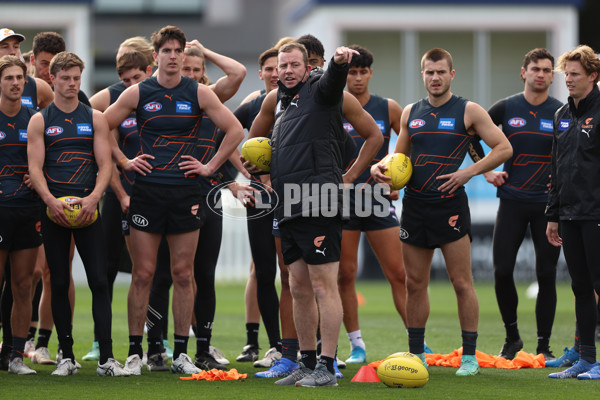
[
  {"left": 271, "top": 60, "right": 349, "bottom": 224},
  {"left": 546, "top": 86, "right": 600, "bottom": 221}
]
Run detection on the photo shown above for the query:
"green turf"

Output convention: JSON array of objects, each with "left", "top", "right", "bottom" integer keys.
[{"left": 2, "top": 280, "right": 597, "bottom": 399}]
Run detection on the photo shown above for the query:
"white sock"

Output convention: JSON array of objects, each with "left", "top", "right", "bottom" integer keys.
[{"left": 348, "top": 330, "right": 366, "bottom": 350}]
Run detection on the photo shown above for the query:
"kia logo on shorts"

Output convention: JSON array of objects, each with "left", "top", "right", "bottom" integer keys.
[
  {"left": 143, "top": 102, "right": 162, "bottom": 112},
  {"left": 409, "top": 119, "right": 426, "bottom": 128},
  {"left": 343, "top": 122, "right": 354, "bottom": 132},
  {"left": 131, "top": 214, "right": 149, "bottom": 227},
  {"left": 508, "top": 118, "right": 526, "bottom": 128},
  {"left": 121, "top": 117, "right": 137, "bottom": 128},
  {"left": 45, "top": 126, "right": 63, "bottom": 136},
  {"left": 0, "top": 131, "right": 5, "bottom": 140}
]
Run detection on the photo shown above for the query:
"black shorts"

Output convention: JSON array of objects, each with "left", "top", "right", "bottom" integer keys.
[
  {"left": 400, "top": 193, "right": 471, "bottom": 249},
  {"left": 343, "top": 191, "right": 399, "bottom": 231},
  {"left": 280, "top": 217, "right": 342, "bottom": 265},
  {"left": 128, "top": 181, "right": 204, "bottom": 234},
  {"left": 0, "top": 205, "right": 42, "bottom": 251}
]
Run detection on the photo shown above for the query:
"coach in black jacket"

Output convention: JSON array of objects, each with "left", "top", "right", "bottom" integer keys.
[
  {"left": 246, "top": 43, "right": 381, "bottom": 386},
  {"left": 545, "top": 45, "right": 600, "bottom": 379}
]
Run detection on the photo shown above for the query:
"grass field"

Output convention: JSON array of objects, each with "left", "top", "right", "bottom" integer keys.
[{"left": 2, "top": 280, "right": 597, "bottom": 399}]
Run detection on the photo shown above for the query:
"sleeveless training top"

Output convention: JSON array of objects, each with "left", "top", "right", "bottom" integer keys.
[
  {"left": 0, "top": 105, "right": 38, "bottom": 206},
  {"left": 136, "top": 76, "right": 202, "bottom": 185},
  {"left": 489, "top": 93, "right": 562, "bottom": 203},
  {"left": 406, "top": 95, "right": 470, "bottom": 200},
  {"left": 21, "top": 76, "right": 38, "bottom": 110},
  {"left": 343, "top": 94, "right": 390, "bottom": 186},
  {"left": 108, "top": 81, "right": 138, "bottom": 194},
  {"left": 41, "top": 102, "right": 98, "bottom": 198}
]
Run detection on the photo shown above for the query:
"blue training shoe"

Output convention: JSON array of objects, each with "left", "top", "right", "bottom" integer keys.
[
  {"left": 456, "top": 355, "right": 479, "bottom": 376},
  {"left": 545, "top": 346, "right": 579, "bottom": 368},
  {"left": 424, "top": 344, "right": 434, "bottom": 354},
  {"left": 549, "top": 360, "right": 594, "bottom": 379},
  {"left": 334, "top": 359, "right": 343, "bottom": 379},
  {"left": 255, "top": 357, "right": 298, "bottom": 378},
  {"left": 577, "top": 363, "right": 600, "bottom": 380},
  {"left": 163, "top": 340, "right": 173, "bottom": 360},
  {"left": 415, "top": 352, "right": 428, "bottom": 369},
  {"left": 345, "top": 346, "right": 366, "bottom": 364}
]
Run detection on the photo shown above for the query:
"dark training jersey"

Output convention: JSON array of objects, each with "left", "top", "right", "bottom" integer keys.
[
  {"left": 21, "top": 76, "right": 38, "bottom": 110},
  {"left": 0, "top": 105, "right": 39, "bottom": 206},
  {"left": 41, "top": 102, "right": 98, "bottom": 198},
  {"left": 109, "top": 81, "right": 138, "bottom": 194},
  {"left": 343, "top": 94, "right": 390, "bottom": 186},
  {"left": 406, "top": 95, "right": 470, "bottom": 200},
  {"left": 135, "top": 76, "right": 202, "bottom": 185},
  {"left": 487, "top": 93, "right": 562, "bottom": 203}
]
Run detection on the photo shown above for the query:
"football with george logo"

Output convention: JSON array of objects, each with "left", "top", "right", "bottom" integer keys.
[
  {"left": 382, "top": 153, "right": 412, "bottom": 190},
  {"left": 242, "top": 137, "right": 272, "bottom": 173},
  {"left": 377, "top": 354, "right": 429, "bottom": 388},
  {"left": 46, "top": 196, "right": 98, "bottom": 228}
]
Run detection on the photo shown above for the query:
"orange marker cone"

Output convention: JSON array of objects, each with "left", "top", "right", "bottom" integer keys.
[{"left": 351, "top": 365, "right": 381, "bottom": 382}]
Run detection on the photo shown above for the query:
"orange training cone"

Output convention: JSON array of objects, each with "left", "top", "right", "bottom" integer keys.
[{"left": 351, "top": 365, "right": 381, "bottom": 383}]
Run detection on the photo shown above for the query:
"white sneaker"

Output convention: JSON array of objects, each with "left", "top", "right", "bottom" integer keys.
[
  {"left": 24, "top": 338, "right": 35, "bottom": 358},
  {"left": 254, "top": 347, "right": 282, "bottom": 368},
  {"left": 52, "top": 358, "right": 78, "bottom": 376},
  {"left": 31, "top": 347, "right": 56, "bottom": 365},
  {"left": 209, "top": 346, "right": 230, "bottom": 365},
  {"left": 123, "top": 354, "right": 143, "bottom": 375},
  {"left": 170, "top": 353, "right": 201, "bottom": 374},
  {"left": 56, "top": 348, "right": 80, "bottom": 367},
  {"left": 97, "top": 358, "right": 130, "bottom": 377},
  {"left": 9, "top": 358, "right": 36, "bottom": 375}
]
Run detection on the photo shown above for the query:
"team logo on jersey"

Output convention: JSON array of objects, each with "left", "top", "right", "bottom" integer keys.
[
  {"left": 121, "top": 117, "right": 137, "bottom": 129},
  {"left": 438, "top": 118, "right": 455, "bottom": 129},
  {"left": 45, "top": 126, "right": 63, "bottom": 136},
  {"left": 409, "top": 119, "right": 425, "bottom": 128},
  {"left": 144, "top": 102, "right": 162, "bottom": 112},
  {"left": 176, "top": 101, "right": 192, "bottom": 113},
  {"left": 558, "top": 119, "right": 570, "bottom": 131},
  {"left": 77, "top": 123, "right": 93, "bottom": 135},
  {"left": 375, "top": 120, "right": 386, "bottom": 133},
  {"left": 131, "top": 214, "right": 149, "bottom": 227},
  {"left": 0, "top": 131, "right": 5, "bottom": 140},
  {"left": 21, "top": 97, "right": 33, "bottom": 108},
  {"left": 539, "top": 119, "right": 553, "bottom": 133},
  {"left": 19, "top": 129, "right": 27, "bottom": 142},
  {"left": 582, "top": 117, "right": 594, "bottom": 130},
  {"left": 508, "top": 117, "right": 526, "bottom": 128},
  {"left": 343, "top": 122, "right": 354, "bottom": 132}
]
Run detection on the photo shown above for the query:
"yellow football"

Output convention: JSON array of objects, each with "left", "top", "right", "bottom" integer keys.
[
  {"left": 384, "top": 352, "right": 423, "bottom": 362},
  {"left": 242, "top": 137, "right": 272, "bottom": 173},
  {"left": 46, "top": 196, "right": 98, "bottom": 228},
  {"left": 382, "top": 153, "right": 412, "bottom": 190},
  {"left": 377, "top": 356, "right": 429, "bottom": 388}
]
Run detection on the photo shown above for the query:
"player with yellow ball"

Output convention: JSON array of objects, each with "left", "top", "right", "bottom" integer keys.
[{"left": 27, "top": 52, "right": 128, "bottom": 377}]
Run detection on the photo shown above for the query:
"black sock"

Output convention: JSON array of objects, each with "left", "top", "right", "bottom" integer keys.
[
  {"left": 505, "top": 321, "right": 520, "bottom": 341},
  {"left": 281, "top": 338, "right": 299, "bottom": 362},
  {"left": 59, "top": 333, "right": 75, "bottom": 361},
  {"left": 36, "top": 329, "right": 52, "bottom": 349},
  {"left": 462, "top": 330, "right": 478, "bottom": 356},
  {"left": 10, "top": 336, "right": 26, "bottom": 360},
  {"left": 128, "top": 335, "right": 143, "bottom": 358},
  {"left": 147, "top": 336, "right": 163, "bottom": 356},
  {"left": 580, "top": 344, "right": 596, "bottom": 364},
  {"left": 27, "top": 327, "right": 37, "bottom": 341},
  {"left": 537, "top": 337, "right": 550, "bottom": 353},
  {"left": 98, "top": 339, "right": 113, "bottom": 365},
  {"left": 319, "top": 355, "right": 335, "bottom": 375},
  {"left": 173, "top": 334, "right": 189, "bottom": 360},
  {"left": 408, "top": 327, "right": 425, "bottom": 354},
  {"left": 574, "top": 325, "right": 581, "bottom": 352},
  {"left": 300, "top": 350, "right": 317, "bottom": 370},
  {"left": 195, "top": 323, "right": 211, "bottom": 354},
  {"left": 246, "top": 323, "right": 259, "bottom": 347}
]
